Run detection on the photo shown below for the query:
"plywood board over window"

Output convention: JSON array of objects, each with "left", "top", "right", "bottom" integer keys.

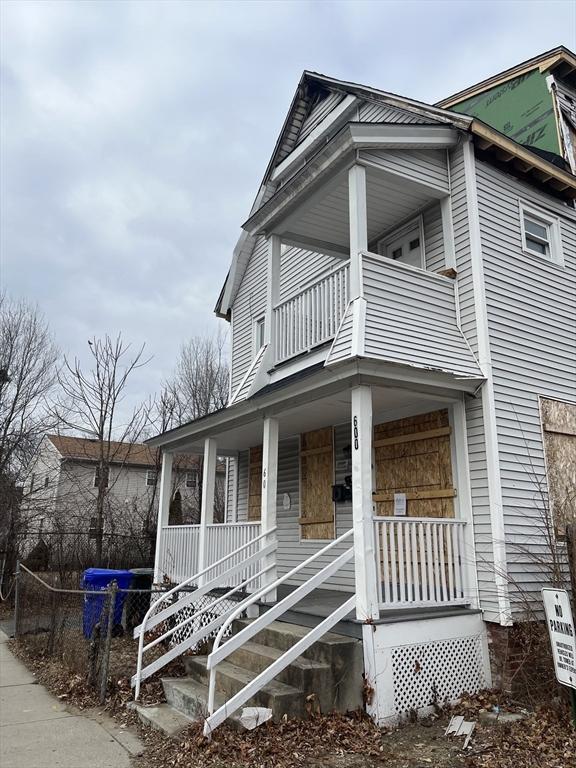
[
  {"left": 373, "top": 409, "right": 455, "bottom": 518},
  {"left": 248, "top": 445, "right": 263, "bottom": 521},
  {"left": 541, "top": 398, "right": 576, "bottom": 536},
  {"left": 299, "top": 427, "right": 335, "bottom": 539}
]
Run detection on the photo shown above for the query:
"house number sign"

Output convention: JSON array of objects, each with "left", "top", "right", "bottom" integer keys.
[{"left": 353, "top": 416, "right": 359, "bottom": 450}]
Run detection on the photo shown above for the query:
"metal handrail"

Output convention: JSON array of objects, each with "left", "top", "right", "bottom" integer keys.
[
  {"left": 203, "top": 528, "right": 354, "bottom": 735},
  {"left": 132, "top": 526, "right": 276, "bottom": 698}
]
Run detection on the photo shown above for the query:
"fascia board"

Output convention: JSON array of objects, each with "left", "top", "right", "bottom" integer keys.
[{"left": 304, "top": 71, "right": 473, "bottom": 128}]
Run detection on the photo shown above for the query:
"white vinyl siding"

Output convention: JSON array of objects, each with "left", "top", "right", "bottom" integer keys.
[
  {"left": 358, "top": 101, "right": 433, "bottom": 125},
  {"left": 359, "top": 148, "right": 449, "bottom": 195},
  {"left": 230, "top": 236, "right": 268, "bottom": 392},
  {"left": 476, "top": 159, "right": 576, "bottom": 608}
]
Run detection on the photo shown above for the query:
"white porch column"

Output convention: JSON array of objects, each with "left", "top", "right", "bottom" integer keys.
[
  {"left": 265, "top": 234, "right": 281, "bottom": 358},
  {"left": 260, "top": 416, "right": 279, "bottom": 603},
  {"left": 153, "top": 451, "right": 173, "bottom": 583},
  {"left": 348, "top": 164, "right": 368, "bottom": 299},
  {"left": 197, "top": 437, "right": 217, "bottom": 586},
  {"left": 351, "top": 385, "right": 379, "bottom": 621}
]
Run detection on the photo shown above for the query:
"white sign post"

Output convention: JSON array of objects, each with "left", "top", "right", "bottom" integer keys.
[{"left": 542, "top": 588, "right": 576, "bottom": 691}]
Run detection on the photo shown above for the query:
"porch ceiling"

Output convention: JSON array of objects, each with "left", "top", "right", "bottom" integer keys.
[
  {"left": 166, "top": 385, "right": 452, "bottom": 456},
  {"left": 276, "top": 164, "right": 444, "bottom": 252}
]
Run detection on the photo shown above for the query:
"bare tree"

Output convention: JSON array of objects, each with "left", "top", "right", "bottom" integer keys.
[
  {"left": 53, "top": 334, "right": 149, "bottom": 566},
  {"left": 148, "top": 329, "right": 230, "bottom": 523},
  {"left": 170, "top": 328, "right": 229, "bottom": 422},
  {"left": 0, "top": 296, "right": 58, "bottom": 588}
]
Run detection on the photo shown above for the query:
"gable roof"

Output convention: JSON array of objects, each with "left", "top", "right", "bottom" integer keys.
[
  {"left": 46, "top": 435, "right": 221, "bottom": 471},
  {"left": 437, "top": 45, "right": 576, "bottom": 109},
  {"left": 216, "top": 57, "right": 576, "bottom": 319}
]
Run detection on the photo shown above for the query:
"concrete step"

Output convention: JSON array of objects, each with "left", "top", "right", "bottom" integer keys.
[
  {"left": 161, "top": 677, "right": 246, "bottom": 728},
  {"left": 131, "top": 702, "right": 193, "bottom": 738},
  {"left": 234, "top": 619, "right": 364, "bottom": 712},
  {"left": 183, "top": 656, "right": 305, "bottom": 719}
]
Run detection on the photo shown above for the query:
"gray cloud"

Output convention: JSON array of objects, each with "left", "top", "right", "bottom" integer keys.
[{"left": 2, "top": 0, "right": 575, "bottom": 414}]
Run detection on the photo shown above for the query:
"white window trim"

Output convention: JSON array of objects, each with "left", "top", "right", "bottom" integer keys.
[
  {"left": 253, "top": 315, "right": 266, "bottom": 355},
  {"left": 146, "top": 469, "right": 157, "bottom": 487},
  {"left": 519, "top": 201, "right": 564, "bottom": 266},
  {"left": 185, "top": 471, "right": 198, "bottom": 489},
  {"left": 376, "top": 214, "right": 426, "bottom": 270}
]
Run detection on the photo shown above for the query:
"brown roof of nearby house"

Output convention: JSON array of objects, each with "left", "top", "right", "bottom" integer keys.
[{"left": 47, "top": 435, "right": 224, "bottom": 471}]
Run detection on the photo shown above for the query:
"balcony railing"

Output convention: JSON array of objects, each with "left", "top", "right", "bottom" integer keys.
[
  {"left": 373, "top": 517, "right": 469, "bottom": 609},
  {"left": 274, "top": 262, "right": 349, "bottom": 364}
]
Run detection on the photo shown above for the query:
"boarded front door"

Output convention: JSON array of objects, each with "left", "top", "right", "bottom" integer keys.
[
  {"left": 248, "top": 445, "right": 262, "bottom": 521},
  {"left": 373, "top": 410, "right": 455, "bottom": 517},
  {"left": 299, "top": 427, "right": 335, "bottom": 539}
]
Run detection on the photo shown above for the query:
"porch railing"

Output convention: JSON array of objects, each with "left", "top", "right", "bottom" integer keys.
[
  {"left": 274, "top": 261, "right": 349, "bottom": 363},
  {"left": 159, "top": 522, "right": 261, "bottom": 587},
  {"left": 205, "top": 522, "right": 262, "bottom": 586},
  {"left": 373, "top": 517, "right": 468, "bottom": 608},
  {"left": 132, "top": 526, "right": 276, "bottom": 698},
  {"left": 160, "top": 524, "right": 200, "bottom": 584}
]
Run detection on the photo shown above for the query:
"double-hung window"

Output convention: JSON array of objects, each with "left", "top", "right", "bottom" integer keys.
[
  {"left": 146, "top": 470, "right": 157, "bottom": 486},
  {"left": 520, "top": 202, "right": 563, "bottom": 265}
]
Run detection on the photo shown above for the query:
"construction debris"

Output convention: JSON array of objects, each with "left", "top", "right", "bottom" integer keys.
[
  {"left": 239, "top": 706, "right": 273, "bottom": 730},
  {"left": 445, "top": 715, "right": 476, "bottom": 748}
]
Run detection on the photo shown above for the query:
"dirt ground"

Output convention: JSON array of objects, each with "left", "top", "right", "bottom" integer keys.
[{"left": 9, "top": 635, "right": 576, "bottom": 768}]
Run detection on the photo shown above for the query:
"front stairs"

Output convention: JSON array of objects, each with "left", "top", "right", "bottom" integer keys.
[{"left": 133, "top": 618, "right": 364, "bottom": 737}]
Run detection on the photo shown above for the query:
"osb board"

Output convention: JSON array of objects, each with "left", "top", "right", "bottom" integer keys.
[
  {"left": 373, "top": 410, "right": 455, "bottom": 518},
  {"left": 541, "top": 398, "right": 576, "bottom": 534},
  {"left": 300, "top": 427, "right": 335, "bottom": 540},
  {"left": 248, "top": 445, "right": 262, "bottom": 521}
]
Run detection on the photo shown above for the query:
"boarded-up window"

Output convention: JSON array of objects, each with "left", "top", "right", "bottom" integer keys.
[
  {"left": 373, "top": 409, "right": 455, "bottom": 518},
  {"left": 541, "top": 398, "right": 576, "bottom": 534},
  {"left": 299, "top": 427, "right": 335, "bottom": 540},
  {"left": 248, "top": 445, "right": 262, "bottom": 521}
]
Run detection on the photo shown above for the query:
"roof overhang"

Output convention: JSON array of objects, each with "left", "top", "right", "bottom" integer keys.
[
  {"left": 146, "top": 358, "right": 484, "bottom": 454},
  {"left": 242, "top": 123, "right": 463, "bottom": 239},
  {"left": 470, "top": 119, "right": 576, "bottom": 199}
]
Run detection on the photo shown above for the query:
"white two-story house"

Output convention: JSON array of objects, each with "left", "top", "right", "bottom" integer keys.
[
  {"left": 21, "top": 435, "right": 225, "bottom": 570},
  {"left": 134, "top": 47, "right": 576, "bottom": 733}
]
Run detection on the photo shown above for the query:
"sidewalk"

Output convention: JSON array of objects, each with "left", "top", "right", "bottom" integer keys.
[{"left": 0, "top": 627, "right": 142, "bottom": 768}]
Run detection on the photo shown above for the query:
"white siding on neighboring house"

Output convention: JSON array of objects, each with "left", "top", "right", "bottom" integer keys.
[{"left": 476, "top": 159, "right": 576, "bottom": 606}]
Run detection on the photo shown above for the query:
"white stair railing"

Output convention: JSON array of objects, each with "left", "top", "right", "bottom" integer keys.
[
  {"left": 373, "top": 517, "right": 468, "bottom": 608},
  {"left": 203, "top": 529, "right": 355, "bottom": 737},
  {"left": 132, "top": 527, "right": 276, "bottom": 698}
]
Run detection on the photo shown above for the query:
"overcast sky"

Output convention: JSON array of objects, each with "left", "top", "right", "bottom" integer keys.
[{"left": 2, "top": 0, "right": 575, "bottom": 416}]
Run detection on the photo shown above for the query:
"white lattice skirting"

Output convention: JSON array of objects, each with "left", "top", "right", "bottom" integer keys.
[{"left": 366, "top": 612, "right": 491, "bottom": 724}]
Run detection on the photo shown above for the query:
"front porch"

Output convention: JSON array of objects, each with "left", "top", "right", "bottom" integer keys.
[{"left": 152, "top": 370, "right": 480, "bottom": 621}]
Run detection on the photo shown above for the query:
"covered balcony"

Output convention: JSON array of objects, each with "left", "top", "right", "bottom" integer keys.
[{"left": 240, "top": 123, "right": 482, "bottom": 389}]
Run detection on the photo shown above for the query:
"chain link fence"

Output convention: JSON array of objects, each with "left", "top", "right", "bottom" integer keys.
[
  {"left": 14, "top": 564, "right": 172, "bottom": 702},
  {"left": 13, "top": 564, "right": 243, "bottom": 703}
]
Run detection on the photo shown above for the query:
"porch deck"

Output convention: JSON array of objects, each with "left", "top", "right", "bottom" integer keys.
[{"left": 257, "top": 584, "right": 478, "bottom": 639}]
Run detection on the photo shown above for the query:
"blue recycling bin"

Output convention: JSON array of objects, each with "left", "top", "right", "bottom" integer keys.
[{"left": 81, "top": 568, "right": 134, "bottom": 639}]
